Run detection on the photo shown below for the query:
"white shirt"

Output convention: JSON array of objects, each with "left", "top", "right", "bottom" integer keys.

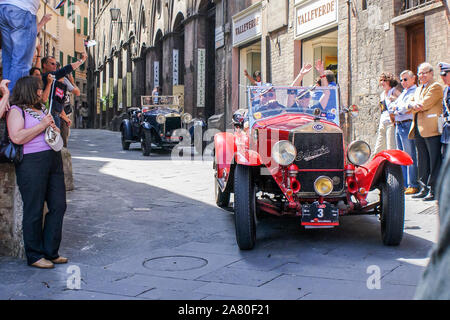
[
  {"left": 0, "top": 0, "right": 40, "bottom": 15},
  {"left": 380, "top": 87, "right": 396, "bottom": 124}
]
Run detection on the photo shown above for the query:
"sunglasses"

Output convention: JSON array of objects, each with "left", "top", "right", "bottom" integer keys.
[{"left": 400, "top": 78, "right": 408, "bottom": 82}]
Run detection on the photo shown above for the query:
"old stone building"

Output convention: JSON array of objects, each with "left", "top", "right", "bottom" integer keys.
[{"left": 88, "top": 0, "right": 449, "bottom": 147}]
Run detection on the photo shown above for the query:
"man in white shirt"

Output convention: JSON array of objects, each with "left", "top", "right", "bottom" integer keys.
[{"left": 0, "top": 0, "right": 51, "bottom": 90}]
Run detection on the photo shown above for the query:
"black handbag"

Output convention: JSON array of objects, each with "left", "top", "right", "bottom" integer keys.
[{"left": 0, "top": 109, "right": 24, "bottom": 164}]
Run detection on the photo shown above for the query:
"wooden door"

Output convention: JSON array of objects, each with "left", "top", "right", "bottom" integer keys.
[{"left": 406, "top": 23, "right": 425, "bottom": 78}]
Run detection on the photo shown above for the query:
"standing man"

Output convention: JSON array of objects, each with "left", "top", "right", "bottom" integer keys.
[
  {"left": 409, "top": 62, "right": 444, "bottom": 201},
  {"left": 41, "top": 54, "right": 87, "bottom": 129},
  {"left": 390, "top": 70, "right": 419, "bottom": 195},
  {"left": 0, "top": 0, "right": 51, "bottom": 90},
  {"left": 438, "top": 62, "right": 450, "bottom": 158}
]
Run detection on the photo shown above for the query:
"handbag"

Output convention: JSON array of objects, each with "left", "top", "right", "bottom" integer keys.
[
  {"left": 0, "top": 109, "right": 24, "bottom": 164},
  {"left": 45, "top": 81, "right": 63, "bottom": 152}
]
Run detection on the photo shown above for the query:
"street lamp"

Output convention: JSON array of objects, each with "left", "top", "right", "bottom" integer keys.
[{"left": 110, "top": 8, "right": 121, "bottom": 22}]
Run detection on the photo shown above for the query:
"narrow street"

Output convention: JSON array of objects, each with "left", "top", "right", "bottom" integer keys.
[{"left": 0, "top": 129, "right": 439, "bottom": 300}]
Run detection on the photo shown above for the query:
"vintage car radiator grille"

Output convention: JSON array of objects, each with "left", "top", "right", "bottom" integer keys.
[
  {"left": 290, "top": 132, "right": 345, "bottom": 195},
  {"left": 165, "top": 117, "right": 181, "bottom": 134}
]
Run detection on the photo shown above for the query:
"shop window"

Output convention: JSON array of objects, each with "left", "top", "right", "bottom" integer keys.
[{"left": 362, "top": 0, "right": 367, "bottom": 10}]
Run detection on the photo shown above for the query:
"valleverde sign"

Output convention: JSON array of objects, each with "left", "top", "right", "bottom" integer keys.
[
  {"left": 295, "top": 0, "right": 338, "bottom": 39},
  {"left": 232, "top": 4, "right": 262, "bottom": 47}
]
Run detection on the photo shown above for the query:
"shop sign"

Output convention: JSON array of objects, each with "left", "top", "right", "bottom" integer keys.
[
  {"left": 154, "top": 61, "right": 160, "bottom": 88},
  {"left": 118, "top": 78, "right": 123, "bottom": 110},
  {"left": 197, "top": 48, "right": 206, "bottom": 108},
  {"left": 173, "top": 49, "right": 179, "bottom": 86},
  {"left": 232, "top": 5, "right": 262, "bottom": 47},
  {"left": 295, "top": 0, "right": 338, "bottom": 39},
  {"left": 215, "top": 26, "right": 224, "bottom": 49},
  {"left": 127, "top": 72, "right": 132, "bottom": 107}
]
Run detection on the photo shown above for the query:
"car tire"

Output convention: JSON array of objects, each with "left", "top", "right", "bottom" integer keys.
[
  {"left": 380, "top": 163, "right": 404, "bottom": 246},
  {"left": 121, "top": 129, "right": 130, "bottom": 150},
  {"left": 142, "top": 130, "right": 152, "bottom": 157},
  {"left": 234, "top": 164, "right": 256, "bottom": 250}
]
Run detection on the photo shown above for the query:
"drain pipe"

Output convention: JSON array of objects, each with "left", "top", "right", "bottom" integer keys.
[{"left": 347, "top": 0, "right": 353, "bottom": 143}]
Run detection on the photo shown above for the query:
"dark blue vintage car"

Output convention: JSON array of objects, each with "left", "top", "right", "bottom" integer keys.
[{"left": 120, "top": 96, "right": 205, "bottom": 156}]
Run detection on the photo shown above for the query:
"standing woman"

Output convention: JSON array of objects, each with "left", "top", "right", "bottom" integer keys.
[
  {"left": 373, "top": 72, "right": 401, "bottom": 155},
  {"left": 7, "top": 76, "right": 67, "bottom": 269}
]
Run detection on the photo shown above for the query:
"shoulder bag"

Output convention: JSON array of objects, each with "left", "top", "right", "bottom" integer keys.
[
  {"left": 45, "top": 81, "right": 63, "bottom": 152},
  {"left": 0, "top": 108, "right": 25, "bottom": 164}
]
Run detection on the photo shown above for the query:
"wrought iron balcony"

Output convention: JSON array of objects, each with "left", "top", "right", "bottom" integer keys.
[{"left": 400, "top": 0, "right": 437, "bottom": 14}]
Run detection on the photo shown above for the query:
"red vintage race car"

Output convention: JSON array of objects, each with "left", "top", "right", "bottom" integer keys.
[{"left": 214, "top": 86, "right": 413, "bottom": 250}]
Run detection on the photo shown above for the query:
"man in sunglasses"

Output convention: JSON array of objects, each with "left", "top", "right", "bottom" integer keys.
[
  {"left": 41, "top": 54, "right": 86, "bottom": 129},
  {"left": 408, "top": 62, "right": 444, "bottom": 201},
  {"left": 439, "top": 62, "right": 450, "bottom": 157},
  {"left": 389, "top": 70, "right": 419, "bottom": 195}
]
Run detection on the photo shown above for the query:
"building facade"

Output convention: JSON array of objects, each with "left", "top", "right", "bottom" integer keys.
[{"left": 88, "top": 0, "right": 449, "bottom": 147}]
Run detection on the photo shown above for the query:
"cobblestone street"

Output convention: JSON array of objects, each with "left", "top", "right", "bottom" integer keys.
[{"left": 0, "top": 129, "right": 439, "bottom": 300}]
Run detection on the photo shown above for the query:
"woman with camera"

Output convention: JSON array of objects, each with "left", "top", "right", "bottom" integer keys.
[{"left": 7, "top": 76, "right": 67, "bottom": 269}]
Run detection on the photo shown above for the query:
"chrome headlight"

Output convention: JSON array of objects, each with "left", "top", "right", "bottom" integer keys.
[
  {"left": 314, "top": 176, "right": 334, "bottom": 196},
  {"left": 182, "top": 113, "right": 192, "bottom": 124},
  {"left": 347, "top": 140, "right": 371, "bottom": 166},
  {"left": 272, "top": 140, "right": 297, "bottom": 166},
  {"left": 156, "top": 114, "right": 166, "bottom": 124}
]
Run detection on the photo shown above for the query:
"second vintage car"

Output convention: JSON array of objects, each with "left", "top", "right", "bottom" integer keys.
[
  {"left": 214, "top": 85, "right": 413, "bottom": 250},
  {"left": 120, "top": 95, "right": 193, "bottom": 156}
]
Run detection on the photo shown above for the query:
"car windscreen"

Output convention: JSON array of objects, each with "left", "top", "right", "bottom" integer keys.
[{"left": 247, "top": 86, "right": 340, "bottom": 125}]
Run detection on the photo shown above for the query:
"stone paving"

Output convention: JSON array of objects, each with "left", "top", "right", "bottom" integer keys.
[{"left": 0, "top": 129, "right": 439, "bottom": 300}]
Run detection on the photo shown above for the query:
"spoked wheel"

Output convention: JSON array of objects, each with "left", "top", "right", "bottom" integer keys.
[
  {"left": 142, "top": 130, "right": 152, "bottom": 157},
  {"left": 121, "top": 129, "right": 130, "bottom": 150},
  {"left": 380, "top": 163, "right": 405, "bottom": 246},
  {"left": 234, "top": 164, "right": 256, "bottom": 250}
]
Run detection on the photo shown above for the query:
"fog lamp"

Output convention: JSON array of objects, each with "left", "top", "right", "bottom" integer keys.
[{"left": 314, "top": 176, "right": 334, "bottom": 196}]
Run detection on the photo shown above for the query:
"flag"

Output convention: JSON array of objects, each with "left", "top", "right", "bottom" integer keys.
[{"left": 54, "top": 0, "right": 66, "bottom": 10}]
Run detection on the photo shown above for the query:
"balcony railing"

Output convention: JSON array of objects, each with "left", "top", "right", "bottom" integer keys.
[{"left": 400, "top": 0, "right": 437, "bottom": 14}]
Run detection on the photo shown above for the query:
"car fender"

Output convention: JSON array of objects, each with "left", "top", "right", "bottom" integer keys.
[
  {"left": 141, "top": 121, "right": 152, "bottom": 131},
  {"left": 121, "top": 119, "right": 133, "bottom": 141},
  {"left": 214, "top": 132, "right": 236, "bottom": 180},
  {"left": 355, "top": 150, "right": 413, "bottom": 191},
  {"left": 234, "top": 131, "right": 262, "bottom": 166}
]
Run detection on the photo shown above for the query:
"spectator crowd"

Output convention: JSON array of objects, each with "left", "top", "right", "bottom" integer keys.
[
  {"left": 374, "top": 62, "right": 450, "bottom": 202},
  {"left": 0, "top": 0, "right": 86, "bottom": 270}
]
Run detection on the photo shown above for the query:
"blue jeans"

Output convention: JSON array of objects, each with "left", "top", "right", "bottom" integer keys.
[
  {"left": 0, "top": 4, "right": 37, "bottom": 91},
  {"left": 396, "top": 121, "right": 419, "bottom": 188}
]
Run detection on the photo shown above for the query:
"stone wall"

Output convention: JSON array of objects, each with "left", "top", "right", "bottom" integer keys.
[{"left": 0, "top": 163, "right": 24, "bottom": 258}]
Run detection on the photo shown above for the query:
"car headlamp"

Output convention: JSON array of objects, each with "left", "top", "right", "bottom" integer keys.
[
  {"left": 314, "top": 176, "right": 334, "bottom": 196},
  {"left": 156, "top": 114, "right": 166, "bottom": 124},
  {"left": 182, "top": 113, "right": 192, "bottom": 124},
  {"left": 347, "top": 140, "right": 371, "bottom": 166},
  {"left": 272, "top": 140, "right": 297, "bottom": 166}
]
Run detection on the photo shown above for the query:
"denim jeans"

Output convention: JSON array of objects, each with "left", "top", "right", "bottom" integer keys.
[
  {"left": 0, "top": 4, "right": 37, "bottom": 91},
  {"left": 396, "top": 121, "right": 419, "bottom": 188}
]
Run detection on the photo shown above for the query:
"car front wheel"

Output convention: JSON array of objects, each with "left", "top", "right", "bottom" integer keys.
[
  {"left": 234, "top": 164, "right": 256, "bottom": 250},
  {"left": 380, "top": 163, "right": 405, "bottom": 246},
  {"left": 142, "top": 130, "right": 152, "bottom": 157},
  {"left": 121, "top": 128, "right": 130, "bottom": 150}
]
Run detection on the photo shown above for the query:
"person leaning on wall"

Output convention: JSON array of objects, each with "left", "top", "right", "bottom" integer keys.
[{"left": 6, "top": 76, "right": 68, "bottom": 269}]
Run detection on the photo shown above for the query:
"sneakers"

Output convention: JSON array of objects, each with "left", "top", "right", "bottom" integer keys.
[{"left": 405, "top": 187, "right": 420, "bottom": 195}]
